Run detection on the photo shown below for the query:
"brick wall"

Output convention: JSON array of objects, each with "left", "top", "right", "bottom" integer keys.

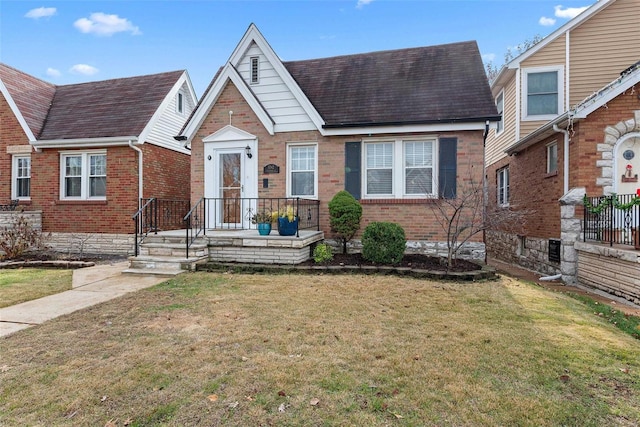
[
  {"left": 192, "top": 81, "right": 487, "bottom": 244},
  {"left": 142, "top": 143, "right": 190, "bottom": 200},
  {"left": 30, "top": 146, "right": 139, "bottom": 234}
]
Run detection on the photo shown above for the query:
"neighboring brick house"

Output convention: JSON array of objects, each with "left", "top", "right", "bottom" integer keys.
[
  {"left": 0, "top": 64, "right": 196, "bottom": 254},
  {"left": 501, "top": 64, "right": 640, "bottom": 302},
  {"left": 179, "top": 24, "right": 499, "bottom": 259},
  {"left": 484, "top": 0, "right": 640, "bottom": 276}
]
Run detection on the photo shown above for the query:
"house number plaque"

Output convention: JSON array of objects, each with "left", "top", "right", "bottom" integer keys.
[{"left": 263, "top": 164, "right": 280, "bottom": 174}]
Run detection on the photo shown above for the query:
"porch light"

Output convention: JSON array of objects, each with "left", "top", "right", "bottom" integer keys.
[{"left": 245, "top": 145, "right": 253, "bottom": 159}]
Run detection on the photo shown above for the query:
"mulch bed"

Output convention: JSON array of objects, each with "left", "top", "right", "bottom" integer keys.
[{"left": 298, "top": 253, "right": 480, "bottom": 272}]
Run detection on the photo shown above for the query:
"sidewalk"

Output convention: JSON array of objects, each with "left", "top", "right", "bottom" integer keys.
[
  {"left": 487, "top": 257, "right": 640, "bottom": 317},
  {"left": 0, "top": 261, "right": 168, "bottom": 337}
]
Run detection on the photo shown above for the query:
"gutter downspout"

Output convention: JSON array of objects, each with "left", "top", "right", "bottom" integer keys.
[
  {"left": 553, "top": 124, "right": 569, "bottom": 195},
  {"left": 482, "top": 120, "right": 490, "bottom": 264},
  {"left": 129, "top": 140, "right": 143, "bottom": 206}
]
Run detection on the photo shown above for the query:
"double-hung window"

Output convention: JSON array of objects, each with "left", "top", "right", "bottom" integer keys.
[
  {"left": 365, "top": 142, "right": 393, "bottom": 196},
  {"left": 288, "top": 144, "right": 317, "bottom": 198},
  {"left": 497, "top": 166, "right": 510, "bottom": 206},
  {"left": 364, "top": 139, "right": 436, "bottom": 198},
  {"left": 12, "top": 155, "right": 31, "bottom": 199},
  {"left": 523, "top": 66, "right": 563, "bottom": 120},
  {"left": 60, "top": 152, "right": 107, "bottom": 200}
]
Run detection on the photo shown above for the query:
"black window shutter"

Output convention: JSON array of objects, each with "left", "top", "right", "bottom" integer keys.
[
  {"left": 438, "top": 137, "right": 457, "bottom": 199},
  {"left": 344, "top": 141, "right": 361, "bottom": 200}
]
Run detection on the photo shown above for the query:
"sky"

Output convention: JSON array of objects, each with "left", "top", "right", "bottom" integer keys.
[{"left": 1, "top": 0, "right": 595, "bottom": 97}]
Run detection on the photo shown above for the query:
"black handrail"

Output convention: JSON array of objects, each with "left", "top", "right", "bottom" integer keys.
[
  {"left": 132, "top": 198, "right": 156, "bottom": 257},
  {"left": 183, "top": 197, "right": 206, "bottom": 259}
]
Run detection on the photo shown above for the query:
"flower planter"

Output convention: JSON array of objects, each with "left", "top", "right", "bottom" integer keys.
[
  {"left": 257, "top": 223, "right": 272, "bottom": 236},
  {"left": 277, "top": 217, "right": 298, "bottom": 236}
]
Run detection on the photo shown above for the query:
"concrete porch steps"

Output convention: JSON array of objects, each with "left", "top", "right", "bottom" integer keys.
[{"left": 125, "top": 235, "right": 208, "bottom": 276}]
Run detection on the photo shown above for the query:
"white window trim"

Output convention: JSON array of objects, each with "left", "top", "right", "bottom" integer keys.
[
  {"left": 250, "top": 56, "right": 260, "bottom": 85},
  {"left": 495, "top": 90, "right": 505, "bottom": 135},
  {"left": 522, "top": 65, "right": 564, "bottom": 121},
  {"left": 11, "top": 154, "right": 31, "bottom": 200},
  {"left": 546, "top": 142, "right": 558, "bottom": 174},
  {"left": 497, "top": 166, "right": 510, "bottom": 207},
  {"left": 59, "top": 150, "right": 107, "bottom": 201},
  {"left": 363, "top": 137, "right": 438, "bottom": 199},
  {"left": 287, "top": 142, "right": 318, "bottom": 199}
]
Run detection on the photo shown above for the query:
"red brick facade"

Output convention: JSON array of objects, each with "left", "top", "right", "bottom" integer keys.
[
  {"left": 0, "top": 92, "right": 31, "bottom": 202},
  {"left": 192, "top": 81, "right": 486, "bottom": 242}
]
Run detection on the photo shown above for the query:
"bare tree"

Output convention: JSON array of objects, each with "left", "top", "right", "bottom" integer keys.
[
  {"left": 428, "top": 164, "right": 531, "bottom": 269},
  {"left": 485, "top": 34, "right": 544, "bottom": 84}
]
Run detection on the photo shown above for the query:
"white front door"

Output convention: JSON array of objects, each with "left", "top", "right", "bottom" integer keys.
[{"left": 204, "top": 142, "right": 257, "bottom": 229}]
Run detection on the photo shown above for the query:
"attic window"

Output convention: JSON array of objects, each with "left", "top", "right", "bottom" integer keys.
[
  {"left": 177, "top": 91, "right": 184, "bottom": 114},
  {"left": 250, "top": 57, "right": 259, "bottom": 84}
]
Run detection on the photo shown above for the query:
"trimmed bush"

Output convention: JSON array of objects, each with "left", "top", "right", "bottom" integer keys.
[
  {"left": 362, "top": 222, "right": 406, "bottom": 265},
  {"left": 313, "top": 242, "right": 334, "bottom": 264},
  {"left": 328, "top": 190, "right": 362, "bottom": 254}
]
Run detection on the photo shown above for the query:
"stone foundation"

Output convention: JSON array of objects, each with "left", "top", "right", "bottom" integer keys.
[
  {"left": 325, "top": 238, "right": 486, "bottom": 261},
  {"left": 486, "top": 231, "right": 560, "bottom": 276},
  {"left": 46, "top": 233, "right": 134, "bottom": 255}
]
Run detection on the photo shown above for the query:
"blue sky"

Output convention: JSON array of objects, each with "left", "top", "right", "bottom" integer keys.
[{"left": 1, "top": 0, "right": 593, "bottom": 96}]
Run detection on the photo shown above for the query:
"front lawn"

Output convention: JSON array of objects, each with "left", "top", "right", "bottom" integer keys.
[
  {"left": 0, "top": 269, "right": 72, "bottom": 308},
  {"left": 1, "top": 273, "right": 639, "bottom": 426}
]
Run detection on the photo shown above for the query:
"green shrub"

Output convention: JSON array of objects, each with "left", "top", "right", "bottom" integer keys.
[
  {"left": 328, "top": 191, "right": 362, "bottom": 254},
  {"left": 362, "top": 222, "right": 406, "bottom": 265},
  {"left": 313, "top": 242, "right": 334, "bottom": 264}
]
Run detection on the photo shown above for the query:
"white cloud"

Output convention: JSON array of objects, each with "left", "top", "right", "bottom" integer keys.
[
  {"left": 25, "top": 7, "right": 57, "bottom": 19},
  {"left": 554, "top": 5, "right": 589, "bottom": 19},
  {"left": 356, "top": 0, "right": 373, "bottom": 9},
  {"left": 73, "top": 12, "right": 141, "bottom": 36},
  {"left": 69, "top": 64, "right": 99, "bottom": 76},
  {"left": 539, "top": 16, "right": 556, "bottom": 26},
  {"left": 46, "top": 68, "right": 61, "bottom": 77},
  {"left": 482, "top": 53, "right": 496, "bottom": 62}
]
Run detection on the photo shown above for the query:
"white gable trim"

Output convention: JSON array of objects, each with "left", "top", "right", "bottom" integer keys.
[
  {"left": 203, "top": 125, "right": 257, "bottom": 143},
  {"left": 0, "top": 79, "right": 37, "bottom": 142},
  {"left": 227, "top": 24, "right": 325, "bottom": 132},
  {"left": 183, "top": 64, "right": 275, "bottom": 139},
  {"left": 507, "top": 0, "right": 614, "bottom": 68},
  {"left": 138, "top": 71, "right": 193, "bottom": 155},
  {"left": 322, "top": 121, "right": 491, "bottom": 136}
]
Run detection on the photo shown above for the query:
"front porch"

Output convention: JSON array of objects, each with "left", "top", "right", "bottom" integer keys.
[{"left": 127, "top": 228, "right": 324, "bottom": 275}]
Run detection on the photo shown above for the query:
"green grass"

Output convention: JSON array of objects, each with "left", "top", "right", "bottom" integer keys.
[
  {"left": 0, "top": 273, "right": 638, "bottom": 426},
  {"left": 0, "top": 269, "right": 72, "bottom": 308},
  {"left": 567, "top": 292, "right": 640, "bottom": 339}
]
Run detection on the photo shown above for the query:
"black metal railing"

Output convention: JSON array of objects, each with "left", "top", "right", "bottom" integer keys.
[
  {"left": 583, "top": 193, "right": 640, "bottom": 248},
  {"left": 132, "top": 198, "right": 191, "bottom": 256},
  {"left": 183, "top": 197, "right": 320, "bottom": 258}
]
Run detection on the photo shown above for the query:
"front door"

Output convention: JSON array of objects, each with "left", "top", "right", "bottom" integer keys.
[{"left": 218, "top": 150, "right": 244, "bottom": 226}]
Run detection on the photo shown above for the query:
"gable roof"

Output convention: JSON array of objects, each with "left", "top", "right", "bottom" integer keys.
[
  {"left": 39, "top": 70, "right": 185, "bottom": 140},
  {"left": 0, "top": 63, "right": 56, "bottom": 139},
  {"left": 182, "top": 24, "right": 499, "bottom": 140},
  {"left": 505, "top": 60, "right": 640, "bottom": 155},
  {"left": 284, "top": 41, "right": 497, "bottom": 128}
]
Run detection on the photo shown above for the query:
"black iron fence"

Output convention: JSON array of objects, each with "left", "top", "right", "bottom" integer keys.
[
  {"left": 583, "top": 193, "right": 640, "bottom": 248},
  {"left": 183, "top": 197, "right": 321, "bottom": 258},
  {"left": 132, "top": 198, "right": 191, "bottom": 256}
]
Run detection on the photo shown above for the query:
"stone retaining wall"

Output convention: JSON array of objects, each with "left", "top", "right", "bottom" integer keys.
[
  {"left": 0, "top": 211, "right": 42, "bottom": 230},
  {"left": 326, "top": 239, "right": 486, "bottom": 261}
]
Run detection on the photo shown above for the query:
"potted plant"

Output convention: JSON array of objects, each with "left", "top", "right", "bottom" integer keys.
[
  {"left": 251, "top": 210, "right": 274, "bottom": 236},
  {"left": 276, "top": 205, "right": 298, "bottom": 236}
]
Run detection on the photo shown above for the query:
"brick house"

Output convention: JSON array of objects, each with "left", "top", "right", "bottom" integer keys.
[
  {"left": 500, "top": 64, "right": 640, "bottom": 302},
  {"left": 0, "top": 64, "right": 196, "bottom": 254},
  {"left": 483, "top": 0, "right": 640, "bottom": 299},
  {"left": 179, "top": 24, "right": 499, "bottom": 259}
]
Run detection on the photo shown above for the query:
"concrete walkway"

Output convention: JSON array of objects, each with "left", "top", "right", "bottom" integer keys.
[{"left": 0, "top": 261, "right": 169, "bottom": 337}]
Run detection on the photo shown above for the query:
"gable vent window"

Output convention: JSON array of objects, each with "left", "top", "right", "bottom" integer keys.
[
  {"left": 177, "top": 91, "right": 184, "bottom": 115},
  {"left": 250, "top": 57, "right": 259, "bottom": 84}
]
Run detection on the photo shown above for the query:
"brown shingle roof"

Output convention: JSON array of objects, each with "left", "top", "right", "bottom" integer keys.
[
  {"left": 0, "top": 63, "right": 56, "bottom": 138},
  {"left": 39, "top": 70, "right": 184, "bottom": 140},
  {"left": 283, "top": 41, "right": 498, "bottom": 127}
]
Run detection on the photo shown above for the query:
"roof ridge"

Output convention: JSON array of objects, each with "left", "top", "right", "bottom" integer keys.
[
  {"left": 0, "top": 62, "right": 56, "bottom": 88},
  {"left": 55, "top": 69, "right": 185, "bottom": 89}
]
